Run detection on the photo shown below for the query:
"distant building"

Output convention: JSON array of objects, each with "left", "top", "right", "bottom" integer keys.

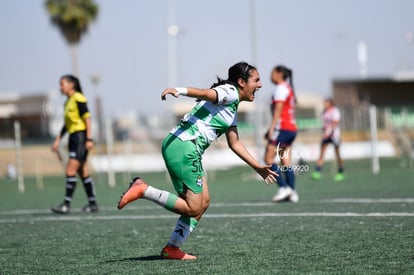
[
  {"left": 295, "top": 93, "right": 324, "bottom": 130},
  {"left": 332, "top": 74, "right": 414, "bottom": 108},
  {"left": 332, "top": 73, "right": 414, "bottom": 130},
  {"left": 0, "top": 91, "right": 102, "bottom": 141},
  {"left": 0, "top": 93, "right": 51, "bottom": 139}
]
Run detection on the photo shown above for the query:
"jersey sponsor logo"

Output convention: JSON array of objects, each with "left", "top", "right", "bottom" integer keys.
[
  {"left": 196, "top": 176, "right": 203, "bottom": 187},
  {"left": 69, "top": 151, "right": 77, "bottom": 158}
]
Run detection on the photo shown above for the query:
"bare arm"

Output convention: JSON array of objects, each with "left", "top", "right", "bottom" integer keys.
[
  {"left": 267, "top": 102, "right": 284, "bottom": 139},
  {"left": 226, "top": 126, "right": 277, "bottom": 184},
  {"left": 84, "top": 117, "right": 94, "bottom": 150},
  {"left": 161, "top": 87, "right": 218, "bottom": 103},
  {"left": 76, "top": 100, "right": 94, "bottom": 149},
  {"left": 52, "top": 125, "right": 66, "bottom": 152}
]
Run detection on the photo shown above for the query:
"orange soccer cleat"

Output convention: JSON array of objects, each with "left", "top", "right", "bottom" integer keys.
[
  {"left": 160, "top": 246, "right": 197, "bottom": 260},
  {"left": 117, "top": 177, "right": 148, "bottom": 209}
]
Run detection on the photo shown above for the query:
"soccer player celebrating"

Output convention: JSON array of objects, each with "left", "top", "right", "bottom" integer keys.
[
  {"left": 264, "top": 65, "right": 299, "bottom": 202},
  {"left": 310, "top": 98, "right": 345, "bottom": 181},
  {"left": 117, "top": 62, "right": 277, "bottom": 260},
  {"left": 51, "top": 75, "right": 98, "bottom": 214}
]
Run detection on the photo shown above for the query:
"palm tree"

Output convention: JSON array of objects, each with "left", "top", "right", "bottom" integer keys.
[{"left": 45, "top": 0, "right": 98, "bottom": 76}]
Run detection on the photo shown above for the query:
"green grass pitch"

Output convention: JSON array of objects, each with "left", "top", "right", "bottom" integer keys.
[{"left": 0, "top": 158, "right": 413, "bottom": 274}]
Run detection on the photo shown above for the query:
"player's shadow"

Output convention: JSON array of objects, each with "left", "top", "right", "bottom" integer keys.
[{"left": 105, "top": 255, "right": 164, "bottom": 262}]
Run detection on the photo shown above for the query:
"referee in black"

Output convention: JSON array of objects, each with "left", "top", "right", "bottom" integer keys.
[{"left": 51, "top": 75, "right": 98, "bottom": 214}]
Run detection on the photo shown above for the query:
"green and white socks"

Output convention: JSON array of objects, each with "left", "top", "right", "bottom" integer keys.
[
  {"left": 141, "top": 186, "right": 199, "bottom": 248},
  {"left": 167, "top": 216, "right": 198, "bottom": 247},
  {"left": 143, "top": 186, "right": 178, "bottom": 211}
]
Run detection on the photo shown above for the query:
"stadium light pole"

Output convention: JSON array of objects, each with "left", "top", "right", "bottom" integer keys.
[
  {"left": 167, "top": 0, "right": 178, "bottom": 87},
  {"left": 14, "top": 121, "right": 24, "bottom": 193},
  {"left": 105, "top": 118, "right": 116, "bottom": 187},
  {"left": 90, "top": 73, "right": 103, "bottom": 143},
  {"left": 357, "top": 41, "right": 368, "bottom": 78},
  {"left": 90, "top": 73, "right": 106, "bottom": 186},
  {"left": 250, "top": 0, "right": 262, "bottom": 159},
  {"left": 369, "top": 105, "right": 380, "bottom": 174},
  {"left": 250, "top": 0, "right": 257, "bottom": 65}
]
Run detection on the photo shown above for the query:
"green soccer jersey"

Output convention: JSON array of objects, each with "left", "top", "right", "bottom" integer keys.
[{"left": 170, "top": 84, "right": 240, "bottom": 154}]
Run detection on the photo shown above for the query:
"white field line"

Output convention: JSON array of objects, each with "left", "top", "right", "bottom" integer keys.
[
  {"left": 0, "top": 212, "right": 414, "bottom": 224},
  {"left": 0, "top": 198, "right": 414, "bottom": 218},
  {"left": 322, "top": 198, "right": 414, "bottom": 203},
  {"left": 0, "top": 198, "right": 413, "bottom": 216},
  {"left": 0, "top": 202, "right": 273, "bottom": 215}
]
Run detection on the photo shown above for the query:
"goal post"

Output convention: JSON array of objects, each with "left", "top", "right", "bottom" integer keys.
[
  {"left": 105, "top": 117, "right": 116, "bottom": 187},
  {"left": 369, "top": 105, "right": 380, "bottom": 174},
  {"left": 14, "top": 121, "right": 25, "bottom": 192}
]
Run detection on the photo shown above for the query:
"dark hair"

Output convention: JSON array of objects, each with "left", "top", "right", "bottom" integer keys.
[
  {"left": 324, "top": 98, "right": 335, "bottom": 106},
  {"left": 274, "top": 65, "right": 296, "bottom": 102},
  {"left": 211, "top": 62, "right": 257, "bottom": 89},
  {"left": 61, "top": 74, "right": 83, "bottom": 93}
]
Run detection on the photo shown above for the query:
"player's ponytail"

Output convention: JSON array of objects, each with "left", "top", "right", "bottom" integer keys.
[
  {"left": 274, "top": 65, "right": 297, "bottom": 103},
  {"left": 61, "top": 74, "right": 83, "bottom": 94},
  {"left": 325, "top": 98, "right": 335, "bottom": 107},
  {"left": 285, "top": 68, "right": 297, "bottom": 103},
  {"left": 285, "top": 68, "right": 294, "bottom": 91}
]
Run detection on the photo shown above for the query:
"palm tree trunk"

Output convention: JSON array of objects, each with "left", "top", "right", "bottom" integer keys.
[{"left": 70, "top": 44, "right": 79, "bottom": 77}]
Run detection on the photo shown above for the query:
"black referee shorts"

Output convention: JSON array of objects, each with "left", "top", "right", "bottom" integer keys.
[{"left": 68, "top": 131, "right": 88, "bottom": 162}]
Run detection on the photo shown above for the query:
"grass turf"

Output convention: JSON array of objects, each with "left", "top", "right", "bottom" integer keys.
[{"left": 0, "top": 158, "right": 413, "bottom": 274}]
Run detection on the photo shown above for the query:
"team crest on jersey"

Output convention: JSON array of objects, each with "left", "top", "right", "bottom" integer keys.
[
  {"left": 196, "top": 176, "right": 203, "bottom": 187},
  {"left": 222, "top": 96, "right": 228, "bottom": 103}
]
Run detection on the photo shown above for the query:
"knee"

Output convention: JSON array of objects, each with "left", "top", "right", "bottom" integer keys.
[
  {"left": 78, "top": 166, "right": 88, "bottom": 178},
  {"left": 186, "top": 207, "right": 203, "bottom": 218},
  {"left": 202, "top": 196, "right": 210, "bottom": 211},
  {"left": 187, "top": 199, "right": 210, "bottom": 217},
  {"left": 66, "top": 167, "right": 76, "bottom": 176},
  {"left": 264, "top": 152, "right": 275, "bottom": 165},
  {"left": 79, "top": 170, "right": 88, "bottom": 178}
]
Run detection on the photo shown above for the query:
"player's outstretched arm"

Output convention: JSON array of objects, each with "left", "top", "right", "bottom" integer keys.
[
  {"left": 161, "top": 87, "right": 218, "bottom": 103},
  {"left": 266, "top": 102, "right": 283, "bottom": 140},
  {"left": 225, "top": 126, "right": 277, "bottom": 184}
]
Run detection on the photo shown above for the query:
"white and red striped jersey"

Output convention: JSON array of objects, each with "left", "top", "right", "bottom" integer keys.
[
  {"left": 323, "top": 106, "right": 341, "bottom": 139},
  {"left": 271, "top": 81, "right": 297, "bottom": 131}
]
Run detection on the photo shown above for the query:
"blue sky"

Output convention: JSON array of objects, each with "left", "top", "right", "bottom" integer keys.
[{"left": 0, "top": 0, "right": 413, "bottom": 117}]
